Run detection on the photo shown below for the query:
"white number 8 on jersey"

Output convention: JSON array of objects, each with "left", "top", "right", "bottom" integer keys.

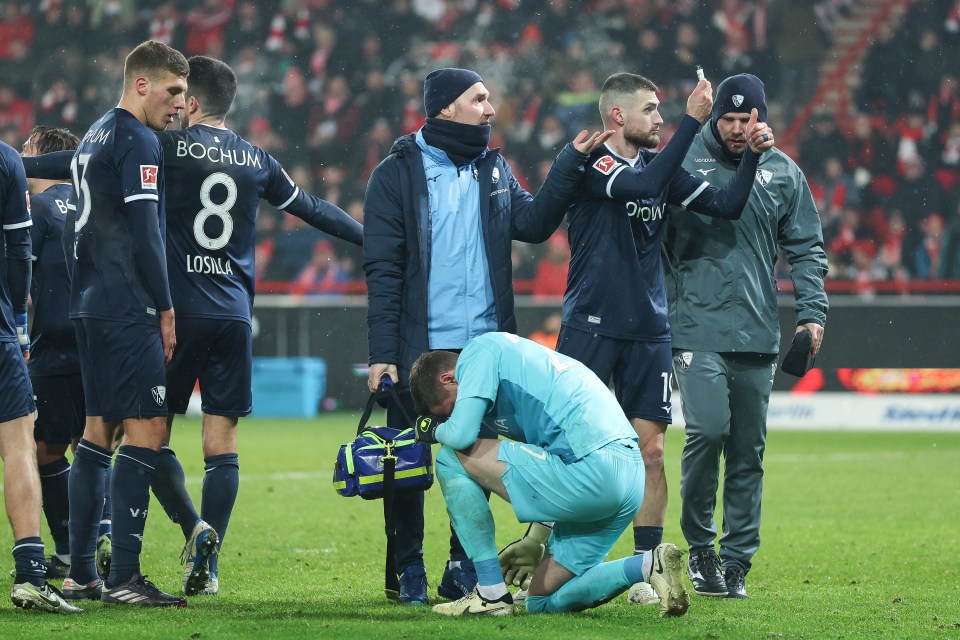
[{"left": 194, "top": 171, "right": 236, "bottom": 250}]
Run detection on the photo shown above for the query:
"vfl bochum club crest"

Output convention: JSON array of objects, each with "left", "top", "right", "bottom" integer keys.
[
  {"left": 152, "top": 385, "right": 166, "bottom": 406},
  {"left": 732, "top": 94, "right": 744, "bottom": 108},
  {"left": 676, "top": 352, "right": 693, "bottom": 372},
  {"left": 756, "top": 169, "right": 774, "bottom": 186}
]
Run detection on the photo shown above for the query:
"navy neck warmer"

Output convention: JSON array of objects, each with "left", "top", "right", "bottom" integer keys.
[{"left": 422, "top": 117, "right": 490, "bottom": 167}]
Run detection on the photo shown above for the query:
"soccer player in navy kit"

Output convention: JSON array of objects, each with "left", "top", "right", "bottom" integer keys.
[
  {"left": 62, "top": 40, "right": 192, "bottom": 607},
  {"left": 151, "top": 55, "right": 362, "bottom": 596},
  {"left": 1, "top": 140, "right": 81, "bottom": 613},
  {"left": 20, "top": 126, "right": 84, "bottom": 581},
  {"left": 20, "top": 56, "right": 364, "bottom": 596},
  {"left": 554, "top": 72, "right": 775, "bottom": 604}
]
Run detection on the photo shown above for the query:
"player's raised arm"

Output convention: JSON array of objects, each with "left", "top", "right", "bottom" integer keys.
[{"left": 589, "top": 74, "right": 709, "bottom": 202}]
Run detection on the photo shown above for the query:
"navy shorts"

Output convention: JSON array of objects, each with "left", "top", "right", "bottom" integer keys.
[
  {"left": 74, "top": 318, "right": 167, "bottom": 421},
  {"left": 0, "top": 341, "right": 35, "bottom": 422},
  {"left": 32, "top": 373, "right": 85, "bottom": 444},
  {"left": 556, "top": 326, "right": 673, "bottom": 424},
  {"left": 166, "top": 317, "right": 252, "bottom": 417}
]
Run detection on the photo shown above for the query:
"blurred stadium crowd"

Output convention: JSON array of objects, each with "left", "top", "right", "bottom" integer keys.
[{"left": 1, "top": 0, "right": 958, "bottom": 295}]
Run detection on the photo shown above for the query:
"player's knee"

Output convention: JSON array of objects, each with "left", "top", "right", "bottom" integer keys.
[
  {"left": 435, "top": 445, "right": 467, "bottom": 483},
  {"left": 640, "top": 441, "right": 664, "bottom": 471},
  {"left": 524, "top": 594, "right": 549, "bottom": 614}
]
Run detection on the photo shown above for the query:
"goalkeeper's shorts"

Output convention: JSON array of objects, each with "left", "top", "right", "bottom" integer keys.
[{"left": 498, "top": 439, "right": 643, "bottom": 575}]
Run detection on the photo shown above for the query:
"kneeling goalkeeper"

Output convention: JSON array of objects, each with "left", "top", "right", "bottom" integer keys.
[{"left": 409, "top": 332, "right": 689, "bottom": 617}]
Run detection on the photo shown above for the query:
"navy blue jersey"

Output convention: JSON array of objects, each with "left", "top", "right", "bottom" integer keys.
[
  {"left": 157, "top": 124, "right": 301, "bottom": 324},
  {"left": 29, "top": 182, "right": 79, "bottom": 375},
  {"left": 0, "top": 141, "right": 32, "bottom": 342},
  {"left": 69, "top": 108, "right": 167, "bottom": 325},
  {"left": 562, "top": 145, "right": 709, "bottom": 341}
]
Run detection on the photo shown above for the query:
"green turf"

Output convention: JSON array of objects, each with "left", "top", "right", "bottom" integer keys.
[{"left": 1, "top": 413, "right": 957, "bottom": 639}]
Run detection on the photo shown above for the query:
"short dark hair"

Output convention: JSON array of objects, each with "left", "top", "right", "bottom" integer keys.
[
  {"left": 409, "top": 350, "right": 460, "bottom": 414},
  {"left": 601, "top": 73, "right": 658, "bottom": 96},
  {"left": 187, "top": 55, "right": 238, "bottom": 118},
  {"left": 124, "top": 40, "right": 189, "bottom": 85},
  {"left": 598, "top": 73, "right": 659, "bottom": 125},
  {"left": 27, "top": 125, "right": 80, "bottom": 154}
]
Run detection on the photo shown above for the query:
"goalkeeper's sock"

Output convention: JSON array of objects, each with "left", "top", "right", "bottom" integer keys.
[
  {"left": 474, "top": 557, "right": 507, "bottom": 600},
  {"left": 525, "top": 557, "right": 639, "bottom": 614},
  {"left": 473, "top": 558, "right": 507, "bottom": 600},
  {"left": 151, "top": 446, "right": 200, "bottom": 539},
  {"left": 435, "top": 446, "right": 499, "bottom": 564},
  {"left": 477, "top": 582, "right": 508, "bottom": 600}
]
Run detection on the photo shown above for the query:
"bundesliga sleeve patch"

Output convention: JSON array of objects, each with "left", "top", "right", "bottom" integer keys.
[
  {"left": 140, "top": 165, "right": 159, "bottom": 190},
  {"left": 592, "top": 155, "right": 619, "bottom": 175}
]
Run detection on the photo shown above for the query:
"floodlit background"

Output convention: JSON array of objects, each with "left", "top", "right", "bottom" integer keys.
[{"left": 2, "top": 0, "right": 958, "bottom": 416}]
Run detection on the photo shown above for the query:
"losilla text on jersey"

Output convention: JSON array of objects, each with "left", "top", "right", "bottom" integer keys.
[{"left": 186, "top": 253, "right": 234, "bottom": 275}]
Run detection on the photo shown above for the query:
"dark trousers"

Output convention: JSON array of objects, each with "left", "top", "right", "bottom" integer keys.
[
  {"left": 675, "top": 351, "right": 776, "bottom": 572},
  {"left": 383, "top": 388, "right": 468, "bottom": 574}
]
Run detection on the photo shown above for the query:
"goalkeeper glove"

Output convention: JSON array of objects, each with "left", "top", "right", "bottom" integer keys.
[
  {"left": 14, "top": 313, "right": 28, "bottom": 355},
  {"left": 414, "top": 414, "right": 441, "bottom": 445},
  {"left": 498, "top": 522, "right": 553, "bottom": 588}
]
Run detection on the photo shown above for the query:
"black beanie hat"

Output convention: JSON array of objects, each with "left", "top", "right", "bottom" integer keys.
[
  {"left": 423, "top": 68, "right": 484, "bottom": 117},
  {"left": 712, "top": 73, "right": 767, "bottom": 122}
]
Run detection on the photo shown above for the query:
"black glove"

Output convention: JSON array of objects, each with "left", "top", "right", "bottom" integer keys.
[
  {"left": 414, "top": 414, "right": 442, "bottom": 445},
  {"left": 781, "top": 329, "right": 814, "bottom": 377}
]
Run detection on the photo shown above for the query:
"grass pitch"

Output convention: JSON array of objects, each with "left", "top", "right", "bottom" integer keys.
[{"left": 0, "top": 412, "right": 957, "bottom": 639}]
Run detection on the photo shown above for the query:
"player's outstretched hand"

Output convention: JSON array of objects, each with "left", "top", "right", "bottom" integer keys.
[
  {"left": 498, "top": 522, "right": 552, "bottom": 588},
  {"left": 414, "top": 415, "right": 441, "bottom": 445},
  {"left": 572, "top": 129, "right": 614, "bottom": 155},
  {"left": 686, "top": 78, "right": 714, "bottom": 123},
  {"left": 746, "top": 108, "right": 775, "bottom": 153}
]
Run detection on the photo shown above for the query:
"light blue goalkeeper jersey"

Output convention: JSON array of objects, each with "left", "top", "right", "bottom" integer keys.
[{"left": 440, "top": 332, "right": 636, "bottom": 463}]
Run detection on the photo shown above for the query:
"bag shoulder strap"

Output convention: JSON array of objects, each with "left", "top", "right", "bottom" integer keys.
[
  {"left": 356, "top": 377, "right": 413, "bottom": 597},
  {"left": 356, "top": 378, "right": 414, "bottom": 436}
]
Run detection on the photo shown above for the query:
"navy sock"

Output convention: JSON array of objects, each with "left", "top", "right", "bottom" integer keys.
[
  {"left": 201, "top": 453, "right": 239, "bottom": 575},
  {"left": 109, "top": 445, "right": 158, "bottom": 586},
  {"left": 633, "top": 526, "right": 664, "bottom": 556},
  {"left": 150, "top": 446, "right": 200, "bottom": 539},
  {"left": 99, "top": 464, "right": 112, "bottom": 538},
  {"left": 12, "top": 537, "right": 47, "bottom": 586},
  {"left": 39, "top": 457, "right": 71, "bottom": 557},
  {"left": 68, "top": 439, "right": 113, "bottom": 584}
]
